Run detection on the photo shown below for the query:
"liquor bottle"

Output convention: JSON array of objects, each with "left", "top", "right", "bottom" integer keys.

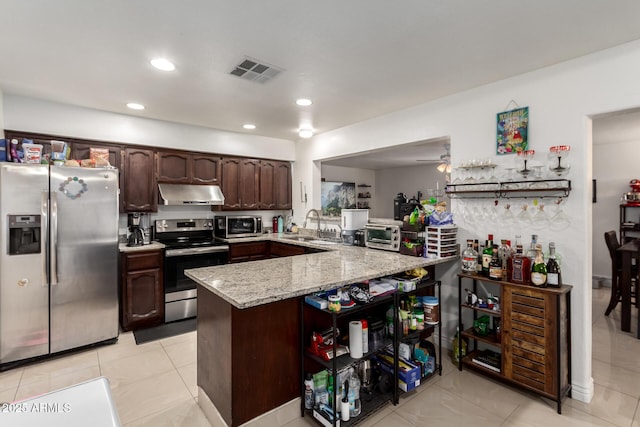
[
  {"left": 498, "top": 239, "right": 511, "bottom": 281},
  {"left": 489, "top": 247, "right": 503, "bottom": 280},
  {"left": 526, "top": 234, "right": 538, "bottom": 262},
  {"left": 482, "top": 234, "right": 494, "bottom": 277},
  {"left": 461, "top": 240, "right": 478, "bottom": 273},
  {"left": 475, "top": 240, "right": 483, "bottom": 274},
  {"left": 510, "top": 242, "right": 531, "bottom": 284},
  {"left": 530, "top": 243, "right": 548, "bottom": 287},
  {"left": 546, "top": 242, "right": 562, "bottom": 287}
]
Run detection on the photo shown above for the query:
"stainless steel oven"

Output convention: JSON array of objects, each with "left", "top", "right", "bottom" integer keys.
[
  {"left": 364, "top": 222, "right": 401, "bottom": 252},
  {"left": 214, "top": 215, "right": 262, "bottom": 238},
  {"left": 155, "top": 219, "right": 229, "bottom": 323}
]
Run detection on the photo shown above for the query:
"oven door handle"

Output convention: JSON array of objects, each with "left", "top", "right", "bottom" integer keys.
[{"left": 165, "top": 246, "right": 230, "bottom": 257}]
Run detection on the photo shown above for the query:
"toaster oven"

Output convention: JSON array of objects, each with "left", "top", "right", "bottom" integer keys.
[{"left": 364, "top": 223, "right": 401, "bottom": 252}]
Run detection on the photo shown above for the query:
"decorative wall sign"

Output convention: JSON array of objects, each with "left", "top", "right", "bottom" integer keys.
[
  {"left": 497, "top": 106, "right": 529, "bottom": 155},
  {"left": 59, "top": 176, "right": 88, "bottom": 200}
]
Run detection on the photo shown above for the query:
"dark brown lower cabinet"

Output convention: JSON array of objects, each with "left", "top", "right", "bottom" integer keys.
[
  {"left": 458, "top": 273, "right": 572, "bottom": 413},
  {"left": 198, "top": 287, "right": 300, "bottom": 426},
  {"left": 120, "top": 250, "right": 164, "bottom": 331}
]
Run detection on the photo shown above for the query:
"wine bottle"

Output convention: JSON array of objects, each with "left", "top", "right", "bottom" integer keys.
[
  {"left": 530, "top": 243, "right": 547, "bottom": 287},
  {"left": 482, "top": 234, "right": 494, "bottom": 277},
  {"left": 546, "top": 242, "right": 562, "bottom": 287},
  {"left": 489, "top": 246, "right": 503, "bottom": 280},
  {"left": 461, "top": 239, "right": 478, "bottom": 273}
]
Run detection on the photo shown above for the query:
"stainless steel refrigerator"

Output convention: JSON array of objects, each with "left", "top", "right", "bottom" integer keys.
[{"left": 0, "top": 164, "right": 119, "bottom": 365}]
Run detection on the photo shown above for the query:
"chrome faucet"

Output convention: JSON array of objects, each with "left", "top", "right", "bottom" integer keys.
[{"left": 303, "top": 208, "right": 322, "bottom": 234}]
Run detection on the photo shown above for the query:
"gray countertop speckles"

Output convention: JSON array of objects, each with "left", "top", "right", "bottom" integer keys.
[{"left": 186, "top": 235, "right": 457, "bottom": 309}]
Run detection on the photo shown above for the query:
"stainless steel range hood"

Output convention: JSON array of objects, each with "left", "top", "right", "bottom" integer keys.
[{"left": 158, "top": 183, "right": 225, "bottom": 206}]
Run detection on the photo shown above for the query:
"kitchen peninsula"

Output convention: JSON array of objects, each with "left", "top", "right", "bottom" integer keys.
[{"left": 185, "top": 236, "right": 457, "bottom": 426}]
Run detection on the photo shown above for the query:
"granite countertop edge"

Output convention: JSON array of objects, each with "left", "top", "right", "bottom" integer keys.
[
  {"left": 119, "top": 242, "right": 166, "bottom": 252},
  {"left": 187, "top": 234, "right": 458, "bottom": 309}
]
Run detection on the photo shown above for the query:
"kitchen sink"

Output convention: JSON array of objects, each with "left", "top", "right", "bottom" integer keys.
[
  {"left": 281, "top": 235, "right": 340, "bottom": 245},
  {"left": 281, "top": 234, "right": 317, "bottom": 242}
]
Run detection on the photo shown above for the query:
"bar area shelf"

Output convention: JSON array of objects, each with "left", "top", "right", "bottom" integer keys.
[{"left": 445, "top": 179, "right": 571, "bottom": 199}]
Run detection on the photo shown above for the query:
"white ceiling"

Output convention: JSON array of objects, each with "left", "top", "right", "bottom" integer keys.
[{"left": 2, "top": 0, "right": 640, "bottom": 145}]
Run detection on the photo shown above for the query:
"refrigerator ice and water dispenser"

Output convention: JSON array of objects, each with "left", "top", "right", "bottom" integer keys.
[{"left": 8, "top": 214, "right": 41, "bottom": 255}]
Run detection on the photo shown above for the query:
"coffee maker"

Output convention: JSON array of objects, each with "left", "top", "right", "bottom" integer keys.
[{"left": 127, "top": 213, "right": 145, "bottom": 247}]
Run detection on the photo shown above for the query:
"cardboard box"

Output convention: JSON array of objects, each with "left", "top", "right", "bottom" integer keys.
[
  {"left": 313, "top": 407, "right": 340, "bottom": 427},
  {"left": 376, "top": 353, "right": 422, "bottom": 390}
]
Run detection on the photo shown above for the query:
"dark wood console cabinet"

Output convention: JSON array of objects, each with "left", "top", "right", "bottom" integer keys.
[
  {"left": 120, "top": 250, "right": 164, "bottom": 331},
  {"left": 457, "top": 273, "right": 572, "bottom": 413}
]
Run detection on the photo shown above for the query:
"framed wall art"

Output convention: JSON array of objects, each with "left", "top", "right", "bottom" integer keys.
[
  {"left": 320, "top": 181, "right": 356, "bottom": 217},
  {"left": 497, "top": 106, "right": 529, "bottom": 154}
]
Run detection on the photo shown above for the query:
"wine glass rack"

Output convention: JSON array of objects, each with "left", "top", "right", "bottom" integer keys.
[{"left": 445, "top": 179, "right": 571, "bottom": 199}]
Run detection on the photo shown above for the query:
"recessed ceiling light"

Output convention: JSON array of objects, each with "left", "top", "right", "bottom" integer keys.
[
  {"left": 299, "top": 128, "right": 314, "bottom": 139},
  {"left": 296, "top": 98, "right": 312, "bottom": 106},
  {"left": 127, "top": 103, "right": 145, "bottom": 110},
  {"left": 150, "top": 58, "right": 176, "bottom": 71},
  {"left": 243, "top": 124, "right": 256, "bottom": 130}
]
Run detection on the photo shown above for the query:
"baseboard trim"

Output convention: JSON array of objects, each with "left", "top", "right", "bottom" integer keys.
[
  {"left": 198, "top": 387, "right": 301, "bottom": 427},
  {"left": 570, "top": 377, "right": 594, "bottom": 403}
]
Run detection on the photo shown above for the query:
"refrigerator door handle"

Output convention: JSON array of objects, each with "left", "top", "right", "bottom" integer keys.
[
  {"left": 51, "top": 191, "right": 58, "bottom": 286},
  {"left": 42, "top": 191, "right": 49, "bottom": 287}
]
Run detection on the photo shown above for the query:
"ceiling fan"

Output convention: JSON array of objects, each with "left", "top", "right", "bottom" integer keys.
[{"left": 417, "top": 143, "right": 451, "bottom": 173}]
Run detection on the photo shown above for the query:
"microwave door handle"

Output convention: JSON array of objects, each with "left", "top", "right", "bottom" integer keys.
[
  {"left": 50, "top": 192, "right": 58, "bottom": 286},
  {"left": 41, "top": 192, "right": 49, "bottom": 287}
]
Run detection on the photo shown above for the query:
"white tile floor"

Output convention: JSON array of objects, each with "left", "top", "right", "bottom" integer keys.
[{"left": 0, "top": 287, "right": 638, "bottom": 426}]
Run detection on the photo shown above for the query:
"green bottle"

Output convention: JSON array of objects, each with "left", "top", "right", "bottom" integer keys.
[{"left": 482, "top": 234, "right": 494, "bottom": 277}]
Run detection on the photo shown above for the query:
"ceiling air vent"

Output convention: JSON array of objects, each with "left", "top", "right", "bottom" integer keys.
[{"left": 229, "top": 57, "right": 284, "bottom": 83}]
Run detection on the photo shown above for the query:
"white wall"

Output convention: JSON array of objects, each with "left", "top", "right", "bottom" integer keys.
[
  {"left": 294, "top": 38, "right": 640, "bottom": 404},
  {"left": 3, "top": 94, "right": 296, "bottom": 160},
  {"left": 320, "top": 164, "right": 376, "bottom": 216},
  {"left": 375, "top": 164, "right": 444, "bottom": 218}
]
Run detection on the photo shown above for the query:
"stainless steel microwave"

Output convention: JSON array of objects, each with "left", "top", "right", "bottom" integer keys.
[
  {"left": 214, "top": 215, "right": 262, "bottom": 238},
  {"left": 364, "top": 223, "right": 400, "bottom": 252}
]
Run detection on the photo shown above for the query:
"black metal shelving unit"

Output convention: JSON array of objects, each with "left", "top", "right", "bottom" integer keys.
[{"left": 300, "top": 277, "right": 441, "bottom": 426}]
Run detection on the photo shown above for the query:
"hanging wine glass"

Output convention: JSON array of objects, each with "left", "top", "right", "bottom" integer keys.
[
  {"left": 531, "top": 201, "right": 550, "bottom": 230},
  {"left": 550, "top": 198, "right": 571, "bottom": 231},
  {"left": 548, "top": 145, "right": 571, "bottom": 178},
  {"left": 501, "top": 203, "right": 515, "bottom": 226},
  {"left": 517, "top": 203, "right": 532, "bottom": 226},
  {"left": 487, "top": 199, "right": 499, "bottom": 223}
]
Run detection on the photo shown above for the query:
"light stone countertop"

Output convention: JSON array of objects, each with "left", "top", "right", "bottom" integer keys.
[
  {"left": 119, "top": 242, "right": 165, "bottom": 253},
  {"left": 186, "top": 234, "right": 457, "bottom": 309}
]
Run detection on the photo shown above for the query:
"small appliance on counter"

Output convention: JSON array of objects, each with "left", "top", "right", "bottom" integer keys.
[
  {"left": 364, "top": 219, "right": 402, "bottom": 252},
  {"left": 214, "top": 215, "right": 262, "bottom": 238},
  {"left": 353, "top": 229, "right": 366, "bottom": 247},
  {"left": 127, "top": 212, "right": 145, "bottom": 247},
  {"left": 341, "top": 208, "right": 369, "bottom": 245}
]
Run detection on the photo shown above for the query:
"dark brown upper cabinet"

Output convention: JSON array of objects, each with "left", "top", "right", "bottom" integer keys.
[
  {"left": 274, "top": 161, "right": 292, "bottom": 210},
  {"left": 122, "top": 147, "right": 157, "bottom": 212},
  {"left": 221, "top": 157, "right": 260, "bottom": 210},
  {"left": 156, "top": 150, "right": 221, "bottom": 185}
]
